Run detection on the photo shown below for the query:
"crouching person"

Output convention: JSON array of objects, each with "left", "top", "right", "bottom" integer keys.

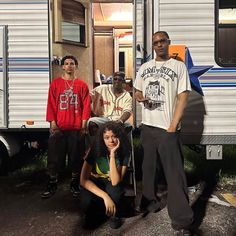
[{"left": 80, "top": 121, "right": 131, "bottom": 229}]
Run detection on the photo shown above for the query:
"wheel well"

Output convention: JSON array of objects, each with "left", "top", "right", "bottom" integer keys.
[
  {"left": 0, "top": 134, "right": 21, "bottom": 157},
  {"left": 0, "top": 141, "right": 9, "bottom": 175},
  {"left": 0, "top": 141, "right": 8, "bottom": 155}
]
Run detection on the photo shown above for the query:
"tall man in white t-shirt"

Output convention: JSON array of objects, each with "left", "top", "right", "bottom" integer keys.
[{"left": 134, "top": 31, "right": 193, "bottom": 235}]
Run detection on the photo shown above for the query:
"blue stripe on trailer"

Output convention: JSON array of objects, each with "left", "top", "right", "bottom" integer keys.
[
  {"left": 199, "top": 67, "right": 236, "bottom": 87},
  {"left": 202, "top": 84, "right": 236, "bottom": 87},
  {"left": 7, "top": 57, "right": 49, "bottom": 71},
  {"left": 210, "top": 68, "right": 236, "bottom": 71}
]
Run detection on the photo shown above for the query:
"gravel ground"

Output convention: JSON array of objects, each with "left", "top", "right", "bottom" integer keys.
[{"left": 0, "top": 173, "right": 236, "bottom": 236}]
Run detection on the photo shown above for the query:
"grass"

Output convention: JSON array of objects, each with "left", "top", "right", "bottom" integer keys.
[
  {"left": 184, "top": 145, "right": 236, "bottom": 185},
  {"left": 8, "top": 148, "right": 47, "bottom": 180},
  {"left": 133, "top": 134, "right": 236, "bottom": 186},
  {"left": 13, "top": 152, "right": 47, "bottom": 176},
  {"left": 6, "top": 135, "right": 236, "bottom": 189}
]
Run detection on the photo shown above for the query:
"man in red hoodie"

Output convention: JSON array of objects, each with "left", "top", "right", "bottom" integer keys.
[{"left": 41, "top": 55, "right": 90, "bottom": 199}]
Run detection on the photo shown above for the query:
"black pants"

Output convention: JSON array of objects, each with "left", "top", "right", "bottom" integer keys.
[
  {"left": 47, "top": 130, "right": 85, "bottom": 176},
  {"left": 79, "top": 177, "right": 123, "bottom": 217},
  {"left": 141, "top": 124, "right": 193, "bottom": 230}
]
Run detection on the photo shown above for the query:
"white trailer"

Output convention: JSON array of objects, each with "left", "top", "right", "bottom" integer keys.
[
  {"left": 0, "top": 0, "right": 51, "bottom": 174},
  {"left": 0, "top": 0, "right": 92, "bottom": 174},
  {"left": 134, "top": 0, "right": 236, "bottom": 159}
]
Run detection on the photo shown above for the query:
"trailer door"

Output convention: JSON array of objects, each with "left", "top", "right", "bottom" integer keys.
[{"left": 0, "top": 26, "right": 7, "bottom": 128}]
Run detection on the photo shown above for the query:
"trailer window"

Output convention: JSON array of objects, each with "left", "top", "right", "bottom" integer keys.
[
  {"left": 216, "top": 0, "right": 236, "bottom": 66},
  {"left": 53, "top": 0, "right": 87, "bottom": 47}
]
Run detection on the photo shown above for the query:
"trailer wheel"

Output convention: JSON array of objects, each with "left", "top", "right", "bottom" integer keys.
[{"left": 0, "top": 142, "right": 9, "bottom": 176}]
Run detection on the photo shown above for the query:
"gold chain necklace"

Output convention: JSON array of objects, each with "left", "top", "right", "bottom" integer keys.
[{"left": 64, "top": 78, "right": 75, "bottom": 97}]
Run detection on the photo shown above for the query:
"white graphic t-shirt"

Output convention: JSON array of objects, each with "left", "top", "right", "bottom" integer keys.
[{"left": 134, "top": 58, "right": 191, "bottom": 130}]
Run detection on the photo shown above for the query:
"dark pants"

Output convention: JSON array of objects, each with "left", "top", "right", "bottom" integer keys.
[
  {"left": 79, "top": 177, "right": 123, "bottom": 217},
  {"left": 141, "top": 124, "right": 193, "bottom": 230},
  {"left": 47, "top": 130, "right": 85, "bottom": 177}
]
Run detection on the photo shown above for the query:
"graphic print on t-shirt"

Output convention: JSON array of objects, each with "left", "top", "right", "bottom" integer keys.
[
  {"left": 145, "top": 80, "right": 165, "bottom": 110},
  {"left": 144, "top": 65, "right": 177, "bottom": 111},
  {"left": 93, "top": 156, "right": 120, "bottom": 180},
  {"left": 59, "top": 92, "right": 78, "bottom": 112}
]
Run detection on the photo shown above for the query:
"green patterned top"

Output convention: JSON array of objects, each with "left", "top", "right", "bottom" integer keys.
[{"left": 86, "top": 152, "right": 129, "bottom": 181}]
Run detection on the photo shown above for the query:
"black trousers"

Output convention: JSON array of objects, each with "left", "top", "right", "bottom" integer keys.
[
  {"left": 141, "top": 124, "right": 193, "bottom": 230},
  {"left": 79, "top": 177, "right": 123, "bottom": 217},
  {"left": 47, "top": 130, "right": 85, "bottom": 177}
]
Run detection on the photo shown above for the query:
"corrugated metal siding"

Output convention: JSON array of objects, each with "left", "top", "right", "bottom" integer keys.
[
  {"left": 158, "top": 1, "right": 215, "bottom": 66},
  {"left": 182, "top": 89, "right": 236, "bottom": 134},
  {"left": 8, "top": 73, "right": 49, "bottom": 127},
  {"left": 0, "top": 0, "right": 50, "bottom": 128}
]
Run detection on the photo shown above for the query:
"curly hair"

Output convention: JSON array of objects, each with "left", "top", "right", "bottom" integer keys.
[{"left": 90, "top": 121, "right": 131, "bottom": 160}]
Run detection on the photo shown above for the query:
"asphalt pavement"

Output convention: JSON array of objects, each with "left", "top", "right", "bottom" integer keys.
[{"left": 0, "top": 173, "right": 236, "bottom": 236}]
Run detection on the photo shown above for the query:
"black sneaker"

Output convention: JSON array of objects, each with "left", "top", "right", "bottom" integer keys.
[
  {"left": 135, "top": 196, "right": 161, "bottom": 215},
  {"left": 41, "top": 180, "right": 57, "bottom": 199},
  {"left": 134, "top": 205, "right": 147, "bottom": 214},
  {"left": 108, "top": 216, "right": 122, "bottom": 229},
  {"left": 70, "top": 178, "right": 80, "bottom": 198},
  {"left": 174, "top": 229, "right": 192, "bottom": 236}
]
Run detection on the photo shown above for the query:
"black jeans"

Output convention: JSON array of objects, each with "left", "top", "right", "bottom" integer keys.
[
  {"left": 79, "top": 177, "right": 124, "bottom": 217},
  {"left": 141, "top": 124, "right": 193, "bottom": 230},
  {"left": 47, "top": 130, "right": 85, "bottom": 176}
]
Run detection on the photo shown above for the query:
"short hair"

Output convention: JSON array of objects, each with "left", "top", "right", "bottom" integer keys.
[
  {"left": 113, "top": 71, "right": 125, "bottom": 81},
  {"left": 61, "top": 55, "right": 78, "bottom": 66},
  {"left": 153, "top": 31, "right": 170, "bottom": 39}
]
